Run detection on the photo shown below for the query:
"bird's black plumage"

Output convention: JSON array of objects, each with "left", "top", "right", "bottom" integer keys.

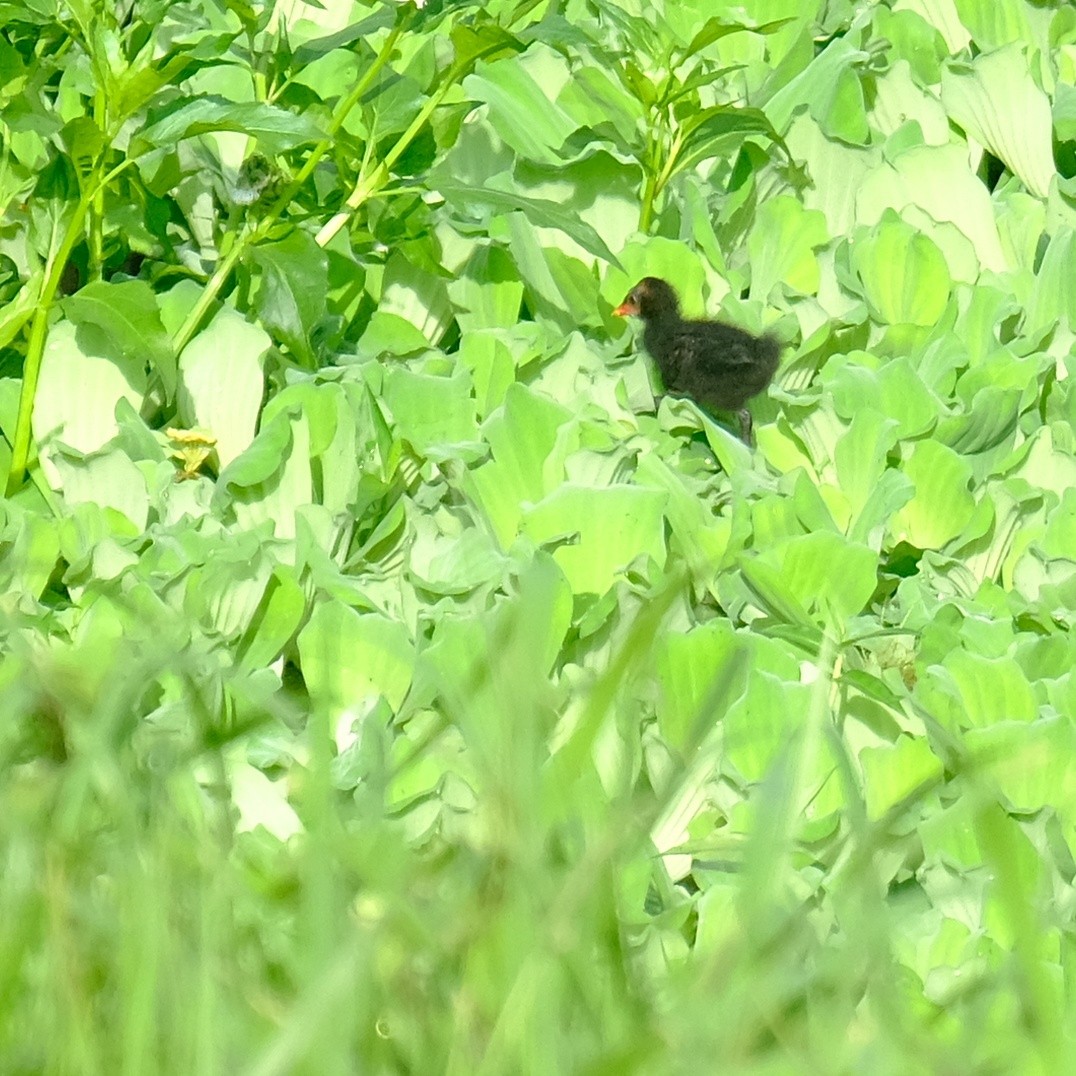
[{"left": 614, "top": 276, "right": 780, "bottom": 442}]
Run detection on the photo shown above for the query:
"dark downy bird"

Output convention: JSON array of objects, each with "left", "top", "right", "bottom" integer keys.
[{"left": 614, "top": 276, "right": 780, "bottom": 443}]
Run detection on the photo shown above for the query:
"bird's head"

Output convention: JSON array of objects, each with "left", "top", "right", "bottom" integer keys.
[{"left": 612, "top": 277, "right": 680, "bottom": 320}]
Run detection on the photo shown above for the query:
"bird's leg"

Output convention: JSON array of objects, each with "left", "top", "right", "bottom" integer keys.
[{"left": 738, "top": 408, "right": 753, "bottom": 444}]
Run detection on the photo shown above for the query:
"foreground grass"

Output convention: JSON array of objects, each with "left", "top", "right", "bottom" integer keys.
[
  {"left": 3, "top": 0, "right": 1076, "bottom": 1070},
  {"left": 0, "top": 619, "right": 1068, "bottom": 1075}
]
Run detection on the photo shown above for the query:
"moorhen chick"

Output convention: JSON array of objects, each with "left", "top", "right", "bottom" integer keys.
[{"left": 614, "top": 277, "right": 780, "bottom": 443}]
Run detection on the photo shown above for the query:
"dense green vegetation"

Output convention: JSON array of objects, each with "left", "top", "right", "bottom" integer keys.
[{"left": 2, "top": 0, "right": 1075, "bottom": 1070}]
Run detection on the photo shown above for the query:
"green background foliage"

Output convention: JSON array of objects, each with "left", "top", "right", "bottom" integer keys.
[{"left": 1, "top": 0, "right": 1075, "bottom": 1070}]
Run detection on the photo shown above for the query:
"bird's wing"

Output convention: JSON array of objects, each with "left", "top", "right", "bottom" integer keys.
[{"left": 668, "top": 324, "right": 760, "bottom": 375}]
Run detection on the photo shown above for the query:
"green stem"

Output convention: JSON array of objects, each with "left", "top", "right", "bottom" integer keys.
[
  {"left": 638, "top": 126, "right": 664, "bottom": 233},
  {"left": 4, "top": 197, "right": 94, "bottom": 497},
  {"left": 86, "top": 86, "right": 109, "bottom": 282},
  {"left": 639, "top": 111, "right": 682, "bottom": 234},
  {"left": 3, "top": 154, "right": 135, "bottom": 496},
  {"left": 175, "top": 3, "right": 541, "bottom": 353},
  {"left": 170, "top": 18, "right": 409, "bottom": 357},
  {"left": 315, "top": 50, "right": 477, "bottom": 248},
  {"left": 652, "top": 125, "right": 683, "bottom": 205}
]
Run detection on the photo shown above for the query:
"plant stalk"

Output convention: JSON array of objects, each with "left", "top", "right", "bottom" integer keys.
[
  {"left": 4, "top": 199, "right": 93, "bottom": 496},
  {"left": 170, "top": 17, "right": 409, "bottom": 356}
]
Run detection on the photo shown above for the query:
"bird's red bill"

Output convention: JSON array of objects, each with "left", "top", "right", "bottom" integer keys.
[{"left": 613, "top": 299, "right": 638, "bottom": 316}]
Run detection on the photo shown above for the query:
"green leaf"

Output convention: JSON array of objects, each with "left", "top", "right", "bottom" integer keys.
[
  {"left": 850, "top": 212, "right": 951, "bottom": 326},
  {"left": 764, "top": 36, "right": 871, "bottom": 145},
  {"left": 0, "top": 274, "right": 43, "bottom": 352},
  {"left": 215, "top": 404, "right": 312, "bottom": 540},
  {"left": 635, "top": 452, "right": 730, "bottom": 587},
  {"left": 754, "top": 531, "right": 879, "bottom": 627},
  {"left": 747, "top": 195, "right": 829, "bottom": 300},
  {"left": 674, "top": 105, "right": 791, "bottom": 176},
  {"left": 32, "top": 321, "right": 148, "bottom": 489},
  {"left": 463, "top": 56, "right": 579, "bottom": 166},
  {"left": 737, "top": 556, "right": 815, "bottom": 630},
  {"left": 250, "top": 231, "right": 329, "bottom": 367},
  {"left": 465, "top": 384, "right": 575, "bottom": 549},
  {"left": 0, "top": 502, "right": 60, "bottom": 600},
  {"left": 522, "top": 484, "right": 666, "bottom": 596},
  {"left": 936, "top": 385, "right": 1021, "bottom": 456},
  {"left": 822, "top": 354, "right": 937, "bottom": 439},
  {"left": 60, "top": 116, "right": 106, "bottom": 180},
  {"left": 1025, "top": 228, "right": 1076, "bottom": 337},
  {"left": 723, "top": 672, "right": 812, "bottom": 782},
  {"left": 861, "top": 735, "right": 943, "bottom": 820},
  {"left": 449, "top": 21, "right": 525, "bottom": 71},
  {"left": 892, "top": 441, "right": 976, "bottom": 550},
  {"left": 116, "top": 34, "right": 241, "bottom": 119},
  {"left": 132, "top": 96, "right": 324, "bottom": 155},
  {"left": 297, "top": 600, "right": 415, "bottom": 716},
  {"left": 856, "top": 144, "right": 1008, "bottom": 273},
  {"left": 379, "top": 250, "right": 455, "bottom": 346},
  {"left": 556, "top": 60, "right": 644, "bottom": 144},
  {"left": 498, "top": 211, "right": 602, "bottom": 330},
  {"left": 952, "top": 0, "right": 1034, "bottom": 50},
  {"left": 833, "top": 408, "right": 902, "bottom": 527},
  {"left": 52, "top": 446, "right": 150, "bottom": 533},
  {"left": 655, "top": 622, "right": 757, "bottom": 751},
  {"left": 505, "top": 549, "right": 574, "bottom": 677},
  {"left": 215, "top": 404, "right": 295, "bottom": 489},
  {"left": 456, "top": 331, "right": 516, "bottom": 416},
  {"left": 437, "top": 181, "right": 620, "bottom": 265},
  {"left": 357, "top": 312, "right": 432, "bottom": 357},
  {"left": 941, "top": 45, "right": 1055, "bottom": 199},
  {"left": 184, "top": 532, "right": 273, "bottom": 639},
  {"left": 681, "top": 16, "right": 795, "bottom": 58},
  {"left": 410, "top": 522, "right": 506, "bottom": 596},
  {"left": 448, "top": 246, "right": 524, "bottom": 338},
  {"left": 942, "top": 650, "right": 1038, "bottom": 726},
  {"left": 177, "top": 308, "right": 269, "bottom": 470},
  {"left": 238, "top": 566, "right": 307, "bottom": 671},
  {"left": 62, "top": 279, "right": 176, "bottom": 397},
  {"left": 380, "top": 366, "right": 480, "bottom": 455},
  {"left": 449, "top": 243, "right": 522, "bottom": 325}
]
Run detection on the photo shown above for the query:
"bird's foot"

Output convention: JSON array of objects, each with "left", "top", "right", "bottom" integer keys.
[{"left": 737, "top": 408, "right": 753, "bottom": 445}]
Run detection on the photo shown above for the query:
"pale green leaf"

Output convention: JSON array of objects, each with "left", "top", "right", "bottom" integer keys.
[
  {"left": 437, "top": 181, "right": 620, "bottom": 265},
  {"left": 522, "top": 484, "right": 666, "bottom": 596},
  {"left": 380, "top": 366, "right": 479, "bottom": 454},
  {"left": 33, "top": 321, "right": 147, "bottom": 489},
  {"left": 968, "top": 718, "right": 1076, "bottom": 809},
  {"left": 463, "top": 58, "right": 578, "bottom": 166},
  {"left": 52, "top": 446, "right": 150, "bottom": 532},
  {"left": 896, "top": 0, "right": 971, "bottom": 53},
  {"left": 861, "top": 736, "right": 944, "bottom": 819},
  {"left": 892, "top": 440, "right": 976, "bottom": 549},
  {"left": 215, "top": 405, "right": 312, "bottom": 540},
  {"left": 297, "top": 600, "right": 415, "bottom": 716},
  {"left": 465, "top": 384, "right": 575, "bottom": 548},
  {"left": 251, "top": 231, "right": 329, "bottom": 366},
  {"left": 856, "top": 144, "right": 1007, "bottom": 273},
  {"left": 760, "top": 530, "right": 878, "bottom": 624},
  {"left": 747, "top": 195, "right": 829, "bottom": 301},
  {"left": 851, "top": 212, "right": 952, "bottom": 326},
  {"left": 764, "top": 36, "right": 871, "bottom": 144},
  {"left": 952, "top": 0, "right": 1035, "bottom": 50},
  {"left": 177, "top": 307, "right": 269, "bottom": 469},
  {"left": 238, "top": 567, "right": 307, "bottom": 672},
  {"left": 941, "top": 45, "right": 1055, "bottom": 199}
]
